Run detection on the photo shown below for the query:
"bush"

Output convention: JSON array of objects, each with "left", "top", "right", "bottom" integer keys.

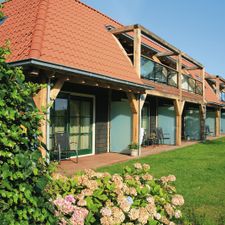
[
  {"left": 0, "top": 46, "right": 56, "bottom": 224},
  {"left": 48, "top": 163, "right": 190, "bottom": 225}
]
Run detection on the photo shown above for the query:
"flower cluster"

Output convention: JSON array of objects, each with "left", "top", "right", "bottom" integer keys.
[
  {"left": 49, "top": 163, "right": 188, "bottom": 225},
  {"left": 53, "top": 195, "right": 88, "bottom": 225}
]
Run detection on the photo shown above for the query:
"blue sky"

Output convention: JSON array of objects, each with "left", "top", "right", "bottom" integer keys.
[{"left": 82, "top": 0, "right": 225, "bottom": 77}]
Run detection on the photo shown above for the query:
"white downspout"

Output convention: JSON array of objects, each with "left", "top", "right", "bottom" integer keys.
[{"left": 46, "top": 78, "right": 51, "bottom": 150}]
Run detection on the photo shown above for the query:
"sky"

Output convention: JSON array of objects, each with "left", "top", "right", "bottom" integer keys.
[{"left": 82, "top": 0, "right": 225, "bottom": 77}]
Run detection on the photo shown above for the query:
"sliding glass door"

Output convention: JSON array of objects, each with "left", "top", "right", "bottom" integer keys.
[{"left": 50, "top": 93, "right": 94, "bottom": 157}]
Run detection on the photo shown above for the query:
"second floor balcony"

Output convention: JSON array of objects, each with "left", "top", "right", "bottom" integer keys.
[
  {"left": 182, "top": 74, "right": 203, "bottom": 95},
  {"left": 141, "top": 56, "right": 178, "bottom": 88},
  {"left": 141, "top": 56, "right": 203, "bottom": 96}
]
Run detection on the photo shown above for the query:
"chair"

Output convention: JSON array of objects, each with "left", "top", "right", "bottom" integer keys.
[
  {"left": 155, "top": 127, "right": 170, "bottom": 144},
  {"left": 205, "top": 125, "right": 213, "bottom": 137},
  {"left": 51, "top": 133, "right": 78, "bottom": 163}
]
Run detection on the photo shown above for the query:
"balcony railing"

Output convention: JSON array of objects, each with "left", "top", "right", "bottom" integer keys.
[
  {"left": 181, "top": 74, "right": 203, "bottom": 95},
  {"left": 141, "top": 56, "right": 178, "bottom": 88}
]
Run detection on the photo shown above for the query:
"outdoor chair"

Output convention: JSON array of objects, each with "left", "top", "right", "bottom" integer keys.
[
  {"left": 50, "top": 132, "right": 78, "bottom": 163},
  {"left": 154, "top": 127, "right": 170, "bottom": 144},
  {"left": 205, "top": 125, "right": 213, "bottom": 137}
]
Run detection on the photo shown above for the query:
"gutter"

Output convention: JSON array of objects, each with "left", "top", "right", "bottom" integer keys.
[
  {"left": 207, "top": 102, "right": 225, "bottom": 107},
  {"left": 9, "top": 58, "right": 154, "bottom": 91}
]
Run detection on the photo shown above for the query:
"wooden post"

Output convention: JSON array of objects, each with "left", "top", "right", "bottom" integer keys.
[
  {"left": 33, "top": 77, "right": 65, "bottom": 157},
  {"left": 199, "top": 104, "right": 206, "bottom": 141},
  {"left": 216, "top": 108, "right": 221, "bottom": 137},
  {"left": 133, "top": 27, "right": 141, "bottom": 77},
  {"left": 201, "top": 68, "right": 206, "bottom": 102},
  {"left": 33, "top": 77, "right": 48, "bottom": 157},
  {"left": 177, "top": 54, "right": 182, "bottom": 98},
  {"left": 50, "top": 78, "right": 66, "bottom": 104},
  {"left": 174, "top": 99, "right": 185, "bottom": 146},
  {"left": 127, "top": 93, "right": 139, "bottom": 144}
]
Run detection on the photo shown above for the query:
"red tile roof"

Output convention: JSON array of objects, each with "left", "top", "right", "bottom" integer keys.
[
  {"left": 0, "top": 0, "right": 143, "bottom": 85},
  {"left": 0, "top": 0, "right": 219, "bottom": 106},
  {"left": 205, "top": 80, "right": 220, "bottom": 104}
]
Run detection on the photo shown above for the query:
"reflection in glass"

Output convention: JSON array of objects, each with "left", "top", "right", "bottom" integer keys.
[{"left": 141, "top": 56, "right": 177, "bottom": 87}]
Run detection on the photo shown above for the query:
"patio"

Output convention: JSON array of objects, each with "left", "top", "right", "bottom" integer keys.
[
  {"left": 56, "top": 139, "right": 204, "bottom": 176},
  {"left": 56, "top": 135, "right": 223, "bottom": 176}
]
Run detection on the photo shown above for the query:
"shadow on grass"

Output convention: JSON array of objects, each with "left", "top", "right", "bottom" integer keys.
[{"left": 200, "top": 139, "right": 225, "bottom": 145}]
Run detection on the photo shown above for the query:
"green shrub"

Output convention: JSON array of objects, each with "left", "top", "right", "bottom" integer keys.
[
  {"left": 0, "top": 46, "right": 56, "bottom": 224},
  {"left": 48, "top": 163, "right": 191, "bottom": 225}
]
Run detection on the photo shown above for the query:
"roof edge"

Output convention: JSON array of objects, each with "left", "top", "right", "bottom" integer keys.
[
  {"left": 9, "top": 58, "right": 153, "bottom": 91},
  {"left": 29, "top": 0, "right": 49, "bottom": 58},
  {"left": 77, "top": 0, "right": 122, "bottom": 28}
]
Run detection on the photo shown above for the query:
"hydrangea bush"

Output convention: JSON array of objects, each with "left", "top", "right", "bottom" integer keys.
[
  {"left": 0, "top": 46, "right": 56, "bottom": 224},
  {"left": 48, "top": 163, "right": 190, "bottom": 225}
]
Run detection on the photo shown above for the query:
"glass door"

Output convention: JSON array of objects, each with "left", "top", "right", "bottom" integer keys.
[
  {"left": 70, "top": 96, "right": 93, "bottom": 156},
  {"left": 50, "top": 93, "right": 93, "bottom": 158}
]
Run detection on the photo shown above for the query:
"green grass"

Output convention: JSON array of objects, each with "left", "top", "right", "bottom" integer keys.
[{"left": 97, "top": 138, "right": 225, "bottom": 225}]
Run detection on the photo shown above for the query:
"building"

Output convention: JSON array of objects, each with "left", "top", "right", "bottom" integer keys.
[{"left": 0, "top": 0, "right": 224, "bottom": 159}]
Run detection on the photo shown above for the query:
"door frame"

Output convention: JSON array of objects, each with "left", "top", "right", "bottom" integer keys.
[{"left": 48, "top": 91, "right": 96, "bottom": 158}]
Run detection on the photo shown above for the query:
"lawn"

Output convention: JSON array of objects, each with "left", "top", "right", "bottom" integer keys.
[{"left": 97, "top": 138, "right": 225, "bottom": 225}]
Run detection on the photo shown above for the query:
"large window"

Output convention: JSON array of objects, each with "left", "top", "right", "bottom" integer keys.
[{"left": 141, "top": 56, "right": 178, "bottom": 87}]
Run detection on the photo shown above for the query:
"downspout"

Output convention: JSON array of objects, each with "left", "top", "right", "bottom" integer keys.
[
  {"left": 138, "top": 94, "right": 141, "bottom": 156},
  {"left": 46, "top": 78, "right": 51, "bottom": 150}
]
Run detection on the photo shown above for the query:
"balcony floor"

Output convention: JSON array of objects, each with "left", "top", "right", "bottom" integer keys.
[{"left": 55, "top": 136, "right": 222, "bottom": 177}]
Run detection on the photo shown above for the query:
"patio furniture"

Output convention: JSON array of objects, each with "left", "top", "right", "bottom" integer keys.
[
  {"left": 50, "top": 132, "right": 78, "bottom": 163},
  {"left": 154, "top": 127, "right": 170, "bottom": 144},
  {"left": 205, "top": 125, "right": 213, "bottom": 137}
]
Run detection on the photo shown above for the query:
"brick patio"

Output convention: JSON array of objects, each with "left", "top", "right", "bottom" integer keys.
[{"left": 56, "top": 135, "right": 224, "bottom": 176}]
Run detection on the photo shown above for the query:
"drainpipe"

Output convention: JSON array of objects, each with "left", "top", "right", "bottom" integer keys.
[
  {"left": 46, "top": 78, "right": 51, "bottom": 150},
  {"left": 138, "top": 94, "right": 141, "bottom": 157}
]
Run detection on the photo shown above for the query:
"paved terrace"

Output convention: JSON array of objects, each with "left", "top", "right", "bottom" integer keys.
[{"left": 56, "top": 136, "right": 222, "bottom": 177}]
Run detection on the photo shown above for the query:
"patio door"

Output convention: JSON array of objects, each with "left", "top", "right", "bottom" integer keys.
[
  {"left": 50, "top": 93, "right": 94, "bottom": 157},
  {"left": 206, "top": 110, "right": 216, "bottom": 136},
  {"left": 184, "top": 109, "right": 200, "bottom": 140},
  {"left": 110, "top": 100, "right": 131, "bottom": 153},
  {"left": 158, "top": 106, "right": 175, "bottom": 145}
]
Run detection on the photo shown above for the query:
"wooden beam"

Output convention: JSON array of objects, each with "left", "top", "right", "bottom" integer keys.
[
  {"left": 152, "top": 55, "right": 161, "bottom": 64},
  {"left": 155, "top": 51, "right": 177, "bottom": 57},
  {"left": 127, "top": 93, "right": 138, "bottom": 113},
  {"left": 133, "top": 27, "right": 141, "bottom": 77},
  {"left": 216, "top": 108, "right": 221, "bottom": 137},
  {"left": 177, "top": 54, "right": 182, "bottom": 98},
  {"left": 181, "top": 52, "right": 204, "bottom": 69},
  {"left": 201, "top": 68, "right": 206, "bottom": 103},
  {"left": 146, "top": 89, "right": 179, "bottom": 100},
  {"left": 199, "top": 104, "right": 206, "bottom": 140},
  {"left": 111, "top": 24, "right": 203, "bottom": 69},
  {"left": 184, "top": 66, "right": 200, "bottom": 70},
  {"left": 174, "top": 99, "right": 185, "bottom": 146},
  {"left": 50, "top": 78, "right": 66, "bottom": 103},
  {"left": 110, "top": 25, "right": 135, "bottom": 35},
  {"left": 174, "top": 99, "right": 185, "bottom": 116},
  {"left": 32, "top": 77, "right": 48, "bottom": 157},
  {"left": 138, "top": 25, "right": 180, "bottom": 54},
  {"left": 127, "top": 92, "right": 139, "bottom": 144}
]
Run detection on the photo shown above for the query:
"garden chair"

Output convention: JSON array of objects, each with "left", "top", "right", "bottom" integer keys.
[
  {"left": 155, "top": 127, "right": 170, "bottom": 144},
  {"left": 51, "top": 132, "right": 78, "bottom": 163},
  {"left": 205, "top": 125, "right": 213, "bottom": 137}
]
